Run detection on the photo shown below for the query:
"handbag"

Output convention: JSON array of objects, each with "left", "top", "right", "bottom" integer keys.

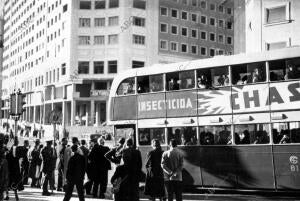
[{"left": 111, "top": 175, "right": 128, "bottom": 194}]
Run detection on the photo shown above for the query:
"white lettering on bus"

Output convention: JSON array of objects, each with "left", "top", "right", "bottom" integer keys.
[{"left": 138, "top": 98, "right": 192, "bottom": 112}]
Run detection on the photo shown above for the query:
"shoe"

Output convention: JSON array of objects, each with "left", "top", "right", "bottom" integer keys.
[
  {"left": 4, "top": 196, "right": 9, "bottom": 200},
  {"left": 42, "top": 191, "right": 51, "bottom": 196},
  {"left": 56, "top": 188, "right": 62, "bottom": 191}
]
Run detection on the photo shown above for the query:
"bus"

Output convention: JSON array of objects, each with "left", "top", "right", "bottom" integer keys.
[{"left": 107, "top": 47, "right": 300, "bottom": 192}]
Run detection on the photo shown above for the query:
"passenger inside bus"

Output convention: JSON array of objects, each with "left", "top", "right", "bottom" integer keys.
[
  {"left": 251, "top": 68, "right": 264, "bottom": 83},
  {"left": 235, "top": 130, "right": 250, "bottom": 145},
  {"left": 217, "top": 130, "right": 232, "bottom": 145},
  {"left": 253, "top": 131, "right": 269, "bottom": 144},
  {"left": 284, "top": 64, "right": 300, "bottom": 80},
  {"left": 197, "top": 75, "right": 209, "bottom": 89},
  {"left": 169, "top": 78, "right": 180, "bottom": 90},
  {"left": 200, "top": 130, "right": 214, "bottom": 145}
]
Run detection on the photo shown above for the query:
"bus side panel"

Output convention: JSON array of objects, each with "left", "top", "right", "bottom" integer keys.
[
  {"left": 273, "top": 145, "right": 300, "bottom": 190},
  {"left": 112, "top": 96, "right": 137, "bottom": 120},
  {"left": 178, "top": 146, "right": 202, "bottom": 186},
  {"left": 199, "top": 146, "right": 237, "bottom": 188},
  {"left": 235, "top": 146, "right": 275, "bottom": 189}
]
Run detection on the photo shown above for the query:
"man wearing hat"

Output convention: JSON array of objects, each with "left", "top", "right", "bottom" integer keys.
[{"left": 41, "top": 140, "right": 57, "bottom": 196}]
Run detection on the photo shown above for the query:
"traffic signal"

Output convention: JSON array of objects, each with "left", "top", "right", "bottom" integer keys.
[
  {"left": 16, "top": 93, "right": 26, "bottom": 115},
  {"left": 10, "top": 93, "right": 17, "bottom": 115}
]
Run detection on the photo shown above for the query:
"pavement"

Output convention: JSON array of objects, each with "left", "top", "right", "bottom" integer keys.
[{"left": 4, "top": 186, "right": 300, "bottom": 201}]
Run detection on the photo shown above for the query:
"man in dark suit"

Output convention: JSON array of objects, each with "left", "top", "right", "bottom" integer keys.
[
  {"left": 122, "top": 138, "right": 142, "bottom": 201},
  {"left": 88, "top": 137, "right": 111, "bottom": 198},
  {"left": 63, "top": 145, "right": 86, "bottom": 201}
]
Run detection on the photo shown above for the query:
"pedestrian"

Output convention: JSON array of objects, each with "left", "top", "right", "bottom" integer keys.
[
  {"left": 6, "top": 136, "right": 23, "bottom": 201},
  {"left": 20, "top": 140, "right": 30, "bottom": 185},
  {"left": 144, "top": 139, "right": 165, "bottom": 201},
  {"left": 28, "top": 139, "right": 42, "bottom": 187},
  {"left": 80, "top": 139, "right": 89, "bottom": 164},
  {"left": 63, "top": 145, "right": 86, "bottom": 201},
  {"left": 111, "top": 164, "right": 129, "bottom": 201},
  {"left": 105, "top": 137, "right": 125, "bottom": 165},
  {"left": 84, "top": 140, "right": 94, "bottom": 195},
  {"left": 161, "top": 139, "right": 184, "bottom": 201},
  {"left": 41, "top": 140, "right": 57, "bottom": 196},
  {"left": 0, "top": 134, "right": 9, "bottom": 201},
  {"left": 88, "top": 137, "right": 111, "bottom": 198},
  {"left": 57, "top": 138, "right": 68, "bottom": 191},
  {"left": 122, "top": 138, "right": 142, "bottom": 201}
]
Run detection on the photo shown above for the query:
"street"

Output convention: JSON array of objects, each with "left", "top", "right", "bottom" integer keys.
[{"left": 5, "top": 187, "right": 300, "bottom": 201}]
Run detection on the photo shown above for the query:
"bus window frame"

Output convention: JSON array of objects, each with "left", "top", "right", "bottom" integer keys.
[
  {"left": 272, "top": 121, "right": 300, "bottom": 145},
  {"left": 199, "top": 124, "right": 232, "bottom": 146},
  {"left": 137, "top": 127, "right": 167, "bottom": 146},
  {"left": 167, "top": 126, "right": 198, "bottom": 146},
  {"left": 116, "top": 77, "right": 137, "bottom": 96}
]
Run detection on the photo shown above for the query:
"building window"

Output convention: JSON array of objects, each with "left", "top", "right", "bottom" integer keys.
[
  {"left": 160, "top": 23, "right": 168, "bottom": 33},
  {"left": 191, "top": 0, "right": 197, "bottom": 6},
  {"left": 182, "top": 0, "right": 188, "bottom": 5},
  {"left": 132, "top": 61, "right": 145, "bottom": 68},
  {"left": 209, "top": 17, "right": 215, "bottom": 26},
  {"left": 79, "top": 18, "right": 90, "bottom": 27},
  {"left": 209, "top": 33, "right": 215, "bottom": 42},
  {"left": 200, "top": 0, "right": 206, "bottom": 9},
  {"left": 94, "top": 61, "right": 104, "bottom": 74},
  {"left": 95, "top": 82, "right": 107, "bottom": 90},
  {"left": 200, "top": 31, "right": 207, "bottom": 40},
  {"left": 181, "top": 11, "right": 188, "bottom": 20},
  {"left": 191, "top": 45, "right": 197, "bottom": 54},
  {"left": 108, "top": 34, "right": 118, "bottom": 44},
  {"left": 227, "top": 21, "right": 233, "bottom": 29},
  {"left": 94, "top": 18, "right": 105, "bottom": 27},
  {"left": 171, "top": 25, "right": 178, "bottom": 35},
  {"left": 200, "top": 47, "right": 207, "bottom": 56},
  {"left": 181, "top": 44, "right": 187, "bottom": 53},
  {"left": 108, "top": 16, "right": 119, "bottom": 26},
  {"left": 200, "top": 15, "right": 207, "bottom": 24},
  {"left": 210, "top": 3, "right": 216, "bottom": 11},
  {"left": 160, "top": 40, "right": 168, "bottom": 50},
  {"left": 63, "top": 4, "right": 68, "bottom": 12},
  {"left": 266, "top": 41, "right": 287, "bottom": 50},
  {"left": 217, "top": 49, "right": 224, "bottom": 55},
  {"left": 79, "top": 1, "right": 91, "bottom": 9},
  {"left": 108, "top": 60, "right": 117, "bottom": 73},
  {"left": 218, "top": 5, "right": 224, "bottom": 13},
  {"left": 171, "top": 9, "right": 178, "bottom": 18},
  {"left": 218, "top": 34, "right": 224, "bottom": 43},
  {"left": 265, "top": 5, "right": 287, "bottom": 24},
  {"left": 109, "top": 0, "right": 119, "bottom": 8},
  {"left": 218, "top": 19, "right": 224, "bottom": 28},
  {"left": 61, "top": 63, "right": 66, "bottom": 75},
  {"left": 181, "top": 27, "right": 188, "bottom": 37},
  {"left": 94, "top": 35, "right": 105, "bottom": 45},
  {"left": 210, "top": 48, "right": 215, "bottom": 57},
  {"left": 78, "top": 61, "right": 89, "bottom": 74},
  {"left": 133, "top": 17, "right": 145, "bottom": 27},
  {"left": 227, "top": 36, "right": 232, "bottom": 45},
  {"left": 191, "top": 13, "right": 197, "bottom": 22},
  {"left": 133, "top": 35, "right": 145, "bottom": 45},
  {"left": 227, "top": 7, "right": 232, "bottom": 15},
  {"left": 191, "top": 29, "right": 198, "bottom": 38},
  {"left": 160, "top": 7, "right": 168, "bottom": 16},
  {"left": 79, "top": 36, "right": 90, "bottom": 45},
  {"left": 133, "top": 0, "right": 146, "bottom": 9},
  {"left": 95, "top": 0, "right": 105, "bottom": 9},
  {"left": 170, "top": 42, "right": 178, "bottom": 52}
]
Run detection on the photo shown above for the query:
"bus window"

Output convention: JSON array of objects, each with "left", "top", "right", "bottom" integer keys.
[
  {"left": 231, "top": 62, "right": 266, "bottom": 85},
  {"left": 167, "top": 127, "right": 197, "bottom": 146},
  {"left": 199, "top": 125, "right": 231, "bottom": 145},
  {"left": 138, "top": 128, "right": 165, "bottom": 146},
  {"left": 149, "top": 74, "right": 164, "bottom": 92},
  {"left": 285, "top": 58, "right": 300, "bottom": 80},
  {"left": 272, "top": 122, "right": 300, "bottom": 144},
  {"left": 117, "top": 77, "right": 135, "bottom": 95},
  {"left": 234, "top": 124, "right": 270, "bottom": 145},
  {"left": 269, "top": 59, "right": 285, "bottom": 81},
  {"left": 166, "top": 72, "right": 180, "bottom": 91},
  {"left": 137, "top": 76, "right": 150, "bottom": 93},
  {"left": 197, "top": 68, "right": 211, "bottom": 89},
  {"left": 179, "top": 70, "right": 195, "bottom": 89}
]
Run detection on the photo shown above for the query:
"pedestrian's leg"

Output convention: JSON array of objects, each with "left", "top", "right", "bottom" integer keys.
[
  {"left": 57, "top": 168, "right": 63, "bottom": 190},
  {"left": 99, "top": 171, "right": 108, "bottom": 198},
  {"left": 76, "top": 182, "right": 85, "bottom": 201},
  {"left": 63, "top": 182, "right": 74, "bottom": 201},
  {"left": 174, "top": 181, "right": 182, "bottom": 201},
  {"left": 42, "top": 173, "right": 50, "bottom": 194},
  {"left": 92, "top": 181, "right": 99, "bottom": 198},
  {"left": 165, "top": 181, "right": 174, "bottom": 201},
  {"left": 14, "top": 189, "right": 19, "bottom": 201}
]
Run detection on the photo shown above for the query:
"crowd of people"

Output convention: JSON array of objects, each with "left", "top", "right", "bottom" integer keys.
[{"left": 0, "top": 133, "right": 185, "bottom": 201}]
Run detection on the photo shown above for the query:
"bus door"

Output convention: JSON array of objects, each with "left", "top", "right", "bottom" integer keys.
[
  {"left": 114, "top": 124, "right": 136, "bottom": 146},
  {"left": 271, "top": 111, "right": 300, "bottom": 190}
]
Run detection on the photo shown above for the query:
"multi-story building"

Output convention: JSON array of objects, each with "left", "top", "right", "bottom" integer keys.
[
  {"left": 245, "top": 0, "right": 300, "bottom": 53},
  {"left": 1, "top": 0, "right": 234, "bottom": 137}
]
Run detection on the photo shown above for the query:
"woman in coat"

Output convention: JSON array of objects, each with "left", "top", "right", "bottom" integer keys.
[{"left": 144, "top": 139, "right": 165, "bottom": 201}]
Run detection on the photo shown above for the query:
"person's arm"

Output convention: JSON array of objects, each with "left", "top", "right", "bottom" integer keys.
[
  {"left": 161, "top": 152, "right": 172, "bottom": 175},
  {"left": 145, "top": 152, "right": 151, "bottom": 169}
]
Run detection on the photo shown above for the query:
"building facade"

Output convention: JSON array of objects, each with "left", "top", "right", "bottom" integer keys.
[
  {"left": 1, "top": 0, "right": 234, "bottom": 137},
  {"left": 245, "top": 0, "right": 300, "bottom": 53}
]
